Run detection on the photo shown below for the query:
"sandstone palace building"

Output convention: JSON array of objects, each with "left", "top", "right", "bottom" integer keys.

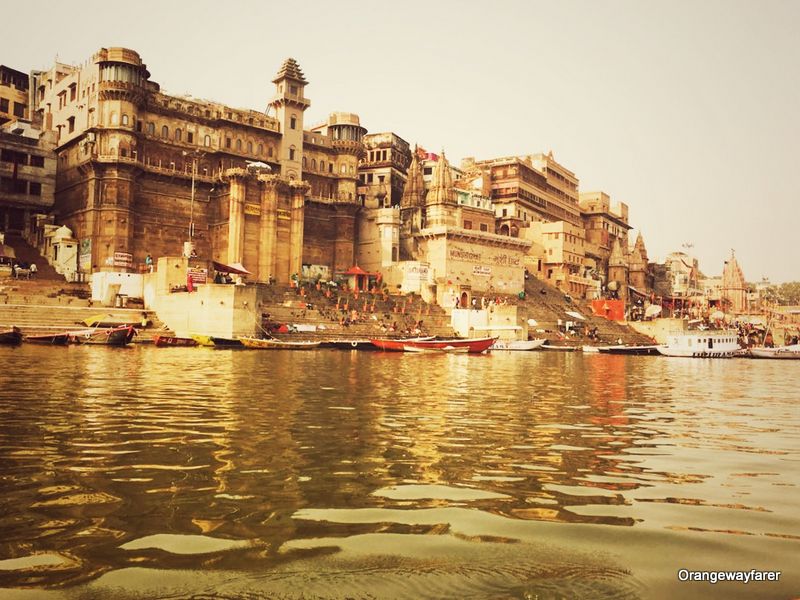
[{"left": 32, "top": 48, "right": 364, "bottom": 282}]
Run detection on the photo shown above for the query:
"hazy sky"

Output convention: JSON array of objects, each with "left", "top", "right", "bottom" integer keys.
[{"left": 4, "top": 0, "right": 798, "bottom": 282}]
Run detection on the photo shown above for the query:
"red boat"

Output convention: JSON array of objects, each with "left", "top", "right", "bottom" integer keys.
[
  {"left": 25, "top": 332, "right": 70, "bottom": 345},
  {"left": 153, "top": 335, "right": 198, "bottom": 347},
  {"left": 370, "top": 336, "right": 496, "bottom": 354}
]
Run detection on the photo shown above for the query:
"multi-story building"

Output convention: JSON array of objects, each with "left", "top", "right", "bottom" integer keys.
[
  {"left": 0, "top": 118, "right": 57, "bottom": 234},
  {"left": 0, "top": 65, "right": 29, "bottom": 126},
  {"left": 31, "top": 47, "right": 365, "bottom": 281},
  {"left": 466, "top": 153, "right": 583, "bottom": 231},
  {"left": 358, "top": 132, "right": 411, "bottom": 208},
  {"left": 526, "top": 220, "right": 596, "bottom": 297},
  {"left": 579, "top": 190, "right": 631, "bottom": 282}
]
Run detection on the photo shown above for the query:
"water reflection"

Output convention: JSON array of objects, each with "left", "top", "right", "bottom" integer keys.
[{"left": 0, "top": 346, "right": 797, "bottom": 597}]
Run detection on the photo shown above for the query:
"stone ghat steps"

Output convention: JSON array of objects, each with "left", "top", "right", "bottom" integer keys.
[
  {"left": 1, "top": 233, "right": 63, "bottom": 281},
  {"left": 517, "top": 277, "right": 653, "bottom": 346},
  {"left": 0, "top": 303, "right": 172, "bottom": 342},
  {"left": 258, "top": 284, "right": 455, "bottom": 338},
  {"left": 0, "top": 279, "right": 93, "bottom": 306}
]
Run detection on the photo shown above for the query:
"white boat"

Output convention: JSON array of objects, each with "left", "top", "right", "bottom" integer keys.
[
  {"left": 491, "top": 339, "right": 546, "bottom": 351},
  {"left": 656, "top": 332, "right": 740, "bottom": 358},
  {"left": 749, "top": 345, "right": 800, "bottom": 359}
]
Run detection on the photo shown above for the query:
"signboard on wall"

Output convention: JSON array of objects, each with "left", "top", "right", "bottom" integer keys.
[
  {"left": 187, "top": 267, "right": 208, "bottom": 284},
  {"left": 277, "top": 209, "right": 291, "bottom": 221},
  {"left": 113, "top": 251, "right": 133, "bottom": 268},
  {"left": 473, "top": 265, "right": 492, "bottom": 276},
  {"left": 79, "top": 238, "right": 92, "bottom": 272},
  {"left": 244, "top": 203, "right": 261, "bottom": 216}
]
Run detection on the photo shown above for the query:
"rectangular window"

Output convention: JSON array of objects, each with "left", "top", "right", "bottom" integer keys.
[
  {"left": 463, "top": 220, "right": 472, "bottom": 230},
  {"left": 29, "top": 182, "right": 42, "bottom": 196},
  {"left": 0, "top": 98, "right": 8, "bottom": 113},
  {"left": 480, "top": 223, "right": 488, "bottom": 232},
  {"left": 13, "top": 102, "right": 25, "bottom": 118},
  {"left": 30, "top": 155, "right": 44, "bottom": 167},
  {"left": 69, "top": 83, "right": 77, "bottom": 101},
  {"left": 225, "top": 137, "right": 231, "bottom": 149},
  {"left": 187, "top": 131, "right": 194, "bottom": 143},
  {"left": 502, "top": 208, "right": 507, "bottom": 217},
  {"left": 67, "top": 116, "right": 75, "bottom": 133}
]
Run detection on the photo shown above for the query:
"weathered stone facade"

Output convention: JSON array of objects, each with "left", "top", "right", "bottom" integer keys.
[{"left": 32, "top": 48, "right": 363, "bottom": 280}]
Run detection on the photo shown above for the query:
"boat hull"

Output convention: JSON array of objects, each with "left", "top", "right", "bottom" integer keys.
[
  {"left": 749, "top": 347, "right": 800, "bottom": 359},
  {"left": 73, "top": 326, "right": 136, "bottom": 346},
  {"left": 598, "top": 345, "right": 661, "bottom": 355},
  {"left": 153, "top": 335, "right": 198, "bottom": 347},
  {"left": 239, "top": 337, "right": 320, "bottom": 349},
  {"left": 371, "top": 337, "right": 495, "bottom": 354},
  {"left": 0, "top": 327, "right": 23, "bottom": 345},
  {"left": 25, "top": 333, "right": 70, "bottom": 345},
  {"left": 491, "top": 339, "right": 546, "bottom": 351},
  {"left": 210, "top": 337, "right": 244, "bottom": 348}
]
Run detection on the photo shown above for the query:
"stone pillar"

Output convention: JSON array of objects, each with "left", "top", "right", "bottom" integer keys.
[
  {"left": 288, "top": 181, "right": 309, "bottom": 281},
  {"left": 332, "top": 205, "right": 358, "bottom": 273},
  {"left": 225, "top": 169, "right": 247, "bottom": 265},
  {"left": 257, "top": 174, "right": 279, "bottom": 282}
]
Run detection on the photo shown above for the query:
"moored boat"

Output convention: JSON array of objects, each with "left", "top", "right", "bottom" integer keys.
[
  {"left": 153, "top": 335, "right": 198, "bottom": 347},
  {"left": 541, "top": 344, "right": 578, "bottom": 352},
  {"left": 403, "top": 344, "right": 469, "bottom": 354},
  {"left": 656, "top": 332, "right": 739, "bottom": 358},
  {"left": 239, "top": 337, "right": 321, "bottom": 349},
  {"left": 70, "top": 325, "right": 137, "bottom": 346},
  {"left": 598, "top": 345, "right": 661, "bottom": 356},
  {"left": 209, "top": 337, "right": 244, "bottom": 348},
  {"left": 491, "top": 339, "right": 546, "bottom": 351},
  {"left": 371, "top": 336, "right": 496, "bottom": 354},
  {"left": 749, "top": 345, "right": 800, "bottom": 359},
  {"left": 25, "top": 332, "right": 70, "bottom": 345},
  {"left": 190, "top": 335, "right": 215, "bottom": 347},
  {"left": 0, "top": 326, "right": 22, "bottom": 345}
]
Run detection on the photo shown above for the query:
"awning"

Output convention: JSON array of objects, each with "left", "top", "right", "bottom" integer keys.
[
  {"left": 212, "top": 261, "right": 251, "bottom": 275},
  {"left": 565, "top": 311, "right": 586, "bottom": 321}
]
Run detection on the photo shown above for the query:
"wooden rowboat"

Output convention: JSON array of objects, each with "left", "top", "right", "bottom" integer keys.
[
  {"left": 239, "top": 337, "right": 321, "bottom": 349},
  {"left": 153, "top": 335, "right": 198, "bottom": 347},
  {"left": 25, "top": 332, "right": 70, "bottom": 345},
  {"left": 0, "top": 326, "right": 22, "bottom": 345},
  {"left": 371, "top": 337, "right": 495, "bottom": 354}
]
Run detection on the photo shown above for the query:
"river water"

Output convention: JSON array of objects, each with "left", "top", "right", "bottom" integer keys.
[{"left": 0, "top": 346, "right": 797, "bottom": 599}]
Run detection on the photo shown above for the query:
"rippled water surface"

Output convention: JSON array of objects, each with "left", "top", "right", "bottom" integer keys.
[{"left": 0, "top": 346, "right": 797, "bottom": 599}]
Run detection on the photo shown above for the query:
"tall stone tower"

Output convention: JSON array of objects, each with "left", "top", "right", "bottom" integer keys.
[
  {"left": 425, "top": 151, "right": 457, "bottom": 228},
  {"left": 399, "top": 146, "right": 426, "bottom": 259},
  {"left": 608, "top": 237, "right": 630, "bottom": 305},
  {"left": 270, "top": 58, "right": 310, "bottom": 180}
]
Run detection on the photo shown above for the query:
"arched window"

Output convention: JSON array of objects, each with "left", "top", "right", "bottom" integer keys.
[
  {"left": 257, "top": 143, "right": 263, "bottom": 155},
  {"left": 311, "top": 159, "right": 317, "bottom": 171},
  {"left": 147, "top": 122, "right": 155, "bottom": 135},
  {"left": 247, "top": 141, "right": 253, "bottom": 154},
  {"left": 290, "top": 115, "right": 297, "bottom": 130},
  {"left": 161, "top": 125, "right": 169, "bottom": 139},
  {"left": 204, "top": 134, "right": 211, "bottom": 147},
  {"left": 328, "top": 162, "right": 333, "bottom": 173},
  {"left": 302, "top": 156, "right": 307, "bottom": 168},
  {"left": 236, "top": 139, "right": 242, "bottom": 151},
  {"left": 110, "top": 112, "right": 118, "bottom": 125},
  {"left": 268, "top": 146, "right": 273, "bottom": 157},
  {"left": 340, "top": 164, "right": 346, "bottom": 174},
  {"left": 121, "top": 114, "right": 129, "bottom": 126},
  {"left": 319, "top": 160, "right": 324, "bottom": 172},
  {"left": 289, "top": 146, "right": 296, "bottom": 161},
  {"left": 175, "top": 128, "right": 182, "bottom": 142}
]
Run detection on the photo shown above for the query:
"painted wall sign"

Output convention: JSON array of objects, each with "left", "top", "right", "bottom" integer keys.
[{"left": 244, "top": 203, "right": 261, "bottom": 216}]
